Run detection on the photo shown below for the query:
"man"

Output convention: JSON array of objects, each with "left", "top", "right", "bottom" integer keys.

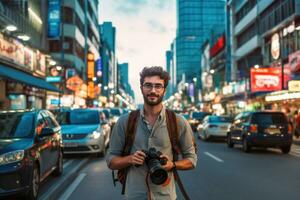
[{"left": 106, "top": 66, "right": 197, "bottom": 200}]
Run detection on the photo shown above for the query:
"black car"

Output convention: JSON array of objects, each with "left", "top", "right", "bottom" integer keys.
[
  {"left": 0, "top": 110, "right": 63, "bottom": 199},
  {"left": 227, "top": 111, "right": 293, "bottom": 153}
]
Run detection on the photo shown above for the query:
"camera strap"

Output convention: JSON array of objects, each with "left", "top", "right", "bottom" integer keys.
[
  {"left": 166, "top": 109, "right": 191, "bottom": 200},
  {"left": 120, "top": 110, "right": 140, "bottom": 194}
]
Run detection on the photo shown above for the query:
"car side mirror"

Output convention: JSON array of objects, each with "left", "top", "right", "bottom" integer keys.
[{"left": 40, "top": 127, "right": 55, "bottom": 137}]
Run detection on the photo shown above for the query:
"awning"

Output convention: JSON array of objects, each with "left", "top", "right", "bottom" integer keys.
[{"left": 0, "top": 64, "right": 61, "bottom": 93}]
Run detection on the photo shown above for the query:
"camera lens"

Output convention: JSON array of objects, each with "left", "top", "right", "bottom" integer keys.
[
  {"left": 150, "top": 168, "right": 168, "bottom": 185},
  {"left": 148, "top": 159, "right": 168, "bottom": 185}
]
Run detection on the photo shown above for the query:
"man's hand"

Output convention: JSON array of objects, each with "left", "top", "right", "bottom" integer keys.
[
  {"left": 160, "top": 154, "right": 174, "bottom": 171},
  {"left": 130, "top": 150, "right": 146, "bottom": 166}
]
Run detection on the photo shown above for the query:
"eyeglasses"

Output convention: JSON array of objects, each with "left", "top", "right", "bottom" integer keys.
[{"left": 142, "top": 83, "right": 165, "bottom": 91}]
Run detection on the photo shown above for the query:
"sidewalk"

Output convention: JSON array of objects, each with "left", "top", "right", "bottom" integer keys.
[{"left": 293, "top": 135, "right": 300, "bottom": 145}]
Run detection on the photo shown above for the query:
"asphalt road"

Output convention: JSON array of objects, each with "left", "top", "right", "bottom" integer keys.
[{"left": 56, "top": 136, "right": 300, "bottom": 200}]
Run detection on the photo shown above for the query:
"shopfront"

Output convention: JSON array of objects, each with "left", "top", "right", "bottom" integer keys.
[{"left": 0, "top": 33, "right": 59, "bottom": 109}]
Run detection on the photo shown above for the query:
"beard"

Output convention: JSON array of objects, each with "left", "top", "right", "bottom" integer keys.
[{"left": 142, "top": 92, "right": 164, "bottom": 106}]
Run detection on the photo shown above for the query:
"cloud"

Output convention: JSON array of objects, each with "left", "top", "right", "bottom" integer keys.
[
  {"left": 113, "top": 0, "right": 148, "bottom": 16},
  {"left": 147, "top": 19, "right": 167, "bottom": 33},
  {"left": 153, "top": 0, "right": 170, "bottom": 10}
]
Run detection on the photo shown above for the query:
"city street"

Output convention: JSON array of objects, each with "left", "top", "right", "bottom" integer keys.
[{"left": 50, "top": 134, "right": 300, "bottom": 200}]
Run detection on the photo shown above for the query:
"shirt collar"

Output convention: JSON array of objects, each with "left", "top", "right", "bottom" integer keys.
[{"left": 140, "top": 105, "right": 166, "bottom": 122}]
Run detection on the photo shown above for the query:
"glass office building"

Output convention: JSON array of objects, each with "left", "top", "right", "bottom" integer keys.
[{"left": 176, "top": 0, "right": 225, "bottom": 86}]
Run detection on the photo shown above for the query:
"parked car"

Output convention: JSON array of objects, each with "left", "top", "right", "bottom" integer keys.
[
  {"left": 109, "top": 107, "right": 123, "bottom": 130},
  {"left": 0, "top": 109, "right": 63, "bottom": 200},
  {"left": 188, "top": 111, "right": 211, "bottom": 131},
  {"left": 227, "top": 111, "right": 293, "bottom": 153},
  {"left": 58, "top": 108, "right": 111, "bottom": 156},
  {"left": 198, "top": 115, "right": 233, "bottom": 141}
]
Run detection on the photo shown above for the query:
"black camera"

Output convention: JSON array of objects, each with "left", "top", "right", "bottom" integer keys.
[{"left": 141, "top": 147, "right": 168, "bottom": 185}]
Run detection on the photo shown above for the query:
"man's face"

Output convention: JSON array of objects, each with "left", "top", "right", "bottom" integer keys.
[{"left": 141, "top": 76, "right": 166, "bottom": 106}]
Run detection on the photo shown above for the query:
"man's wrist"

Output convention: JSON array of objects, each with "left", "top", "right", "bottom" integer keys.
[{"left": 172, "top": 161, "right": 176, "bottom": 169}]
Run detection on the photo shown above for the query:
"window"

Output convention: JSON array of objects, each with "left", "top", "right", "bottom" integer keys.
[
  {"left": 62, "top": 7, "right": 74, "bottom": 24},
  {"left": 49, "top": 40, "right": 61, "bottom": 52},
  {"left": 251, "top": 113, "right": 287, "bottom": 124},
  {"left": 0, "top": 112, "right": 34, "bottom": 138},
  {"left": 235, "top": 0, "right": 257, "bottom": 25}
]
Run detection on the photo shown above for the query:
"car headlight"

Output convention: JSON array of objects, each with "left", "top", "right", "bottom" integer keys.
[
  {"left": 89, "top": 131, "right": 101, "bottom": 139},
  {"left": 0, "top": 150, "right": 24, "bottom": 166}
]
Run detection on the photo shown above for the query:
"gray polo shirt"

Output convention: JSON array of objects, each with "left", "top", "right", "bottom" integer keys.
[{"left": 106, "top": 106, "right": 197, "bottom": 200}]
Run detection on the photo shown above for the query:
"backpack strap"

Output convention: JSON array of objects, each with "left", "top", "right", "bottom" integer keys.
[
  {"left": 120, "top": 109, "right": 140, "bottom": 194},
  {"left": 165, "top": 109, "right": 191, "bottom": 200}
]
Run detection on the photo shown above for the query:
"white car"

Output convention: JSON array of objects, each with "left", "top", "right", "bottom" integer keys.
[
  {"left": 58, "top": 109, "right": 111, "bottom": 156},
  {"left": 198, "top": 115, "right": 233, "bottom": 141}
]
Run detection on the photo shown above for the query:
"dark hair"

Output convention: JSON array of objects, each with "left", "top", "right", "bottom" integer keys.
[{"left": 139, "top": 66, "right": 170, "bottom": 87}]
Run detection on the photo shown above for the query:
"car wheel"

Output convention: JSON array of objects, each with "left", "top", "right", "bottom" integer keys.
[
  {"left": 281, "top": 146, "right": 291, "bottom": 154},
  {"left": 26, "top": 164, "right": 40, "bottom": 200},
  {"left": 203, "top": 130, "right": 210, "bottom": 141},
  {"left": 227, "top": 134, "right": 234, "bottom": 148},
  {"left": 242, "top": 137, "right": 251, "bottom": 153},
  {"left": 53, "top": 150, "right": 63, "bottom": 176}
]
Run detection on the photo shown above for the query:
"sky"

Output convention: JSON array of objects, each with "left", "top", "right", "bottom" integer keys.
[{"left": 99, "top": 0, "right": 176, "bottom": 104}]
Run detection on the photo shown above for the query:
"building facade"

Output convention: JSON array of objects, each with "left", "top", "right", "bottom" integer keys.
[
  {"left": 0, "top": 0, "right": 59, "bottom": 110},
  {"left": 176, "top": 0, "right": 226, "bottom": 86},
  {"left": 99, "top": 22, "right": 117, "bottom": 105},
  {"left": 224, "top": 0, "right": 300, "bottom": 114}
]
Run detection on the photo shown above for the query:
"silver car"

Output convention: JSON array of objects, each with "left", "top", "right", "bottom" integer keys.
[
  {"left": 198, "top": 115, "right": 233, "bottom": 141},
  {"left": 58, "top": 109, "right": 111, "bottom": 156}
]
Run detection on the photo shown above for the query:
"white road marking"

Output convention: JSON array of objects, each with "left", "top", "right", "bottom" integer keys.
[
  {"left": 204, "top": 152, "right": 224, "bottom": 163},
  {"left": 58, "top": 173, "right": 87, "bottom": 200},
  {"left": 63, "top": 160, "right": 73, "bottom": 169}
]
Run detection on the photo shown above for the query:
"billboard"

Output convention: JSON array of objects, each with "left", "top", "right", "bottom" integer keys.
[
  {"left": 48, "top": 0, "right": 61, "bottom": 38},
  {"left": 250, "top": 67, "right": 282, "bottom": 92}
]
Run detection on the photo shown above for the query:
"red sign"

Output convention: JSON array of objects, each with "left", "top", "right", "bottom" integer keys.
[
  {"left": 66, "top": 75, "right": 83, "bottom": 91},
  {"left": 250, "top": 67, "right": 282, "bottom": 92},
  {"left": 289, "top": 50, "right": 300, "bottom": 73},
  {"left": 210, "top": 35, "right": 225, "bottom": 57}
]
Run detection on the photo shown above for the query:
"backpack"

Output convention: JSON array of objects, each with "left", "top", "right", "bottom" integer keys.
[{"left": 112, "top": 109, "right": 196, "bottom": 200}]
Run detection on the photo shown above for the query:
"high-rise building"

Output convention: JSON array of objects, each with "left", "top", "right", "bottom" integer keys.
[
  {"left": 176, "top": 0, "right": 226, "bottom": 86},
  {"left": 117, "top": 62, "right": 135, "bottom": 105},
  {"left": 47, "top": 0, "right": 100, "bottom": 108},
  {"left": 100, "top": 22, "right": 117, "bottom": 98},
  {"left": 49, "top": 0, "right": 100, "bottom": 77}
]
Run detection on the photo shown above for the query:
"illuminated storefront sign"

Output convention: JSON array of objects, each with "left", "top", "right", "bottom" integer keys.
[
  {"left": 66, "top": 75, "right": 83, "bottom": 91},
  {"left": 288, "top": 80, "right": 300, "bottom": 92},
  {"left": 289, "top": 50, "right": 300, "bottom": 73},
  {"left": 250, "top": 67, "right": 282, "bottom": 92},
  {"left": 87, "top": 53, "right": 95, "bottom": 99},
  {"left": 0, "top": 33, "right": 46, "bottom": 75},
  {"left": 265, "top": 91, "right": 300, "bottom": 102},
  {"left": 210, "top": 35, "right": 225, "bottom": 57},
  {"left": 48, "top": 0, "right": 61, "bottom": 38},
  {"left": 271, "top": 33, "right": 280, "bottom": 60}
]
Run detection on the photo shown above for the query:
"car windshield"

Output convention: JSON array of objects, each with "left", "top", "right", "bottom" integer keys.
[
  {"left": 58, "top": 110, "right": 100, "bottom": 125},
  {"left": 70, "top": 110, "right": 100, "bottom": 125},
  {"left": 0, "top": 112, "right": 34, "bottom": 138},
  {"left": 251, "top": 113, "right": 287, "bottom": 125},
  {"left": 192, "top": 112, "right": 210, "bottom": 120},
  {"left": 102, "top": 109, "right": 110, "bottom": 118},
  {"left": 209, "top": 116, "right": 233, "bottom": 123}
]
